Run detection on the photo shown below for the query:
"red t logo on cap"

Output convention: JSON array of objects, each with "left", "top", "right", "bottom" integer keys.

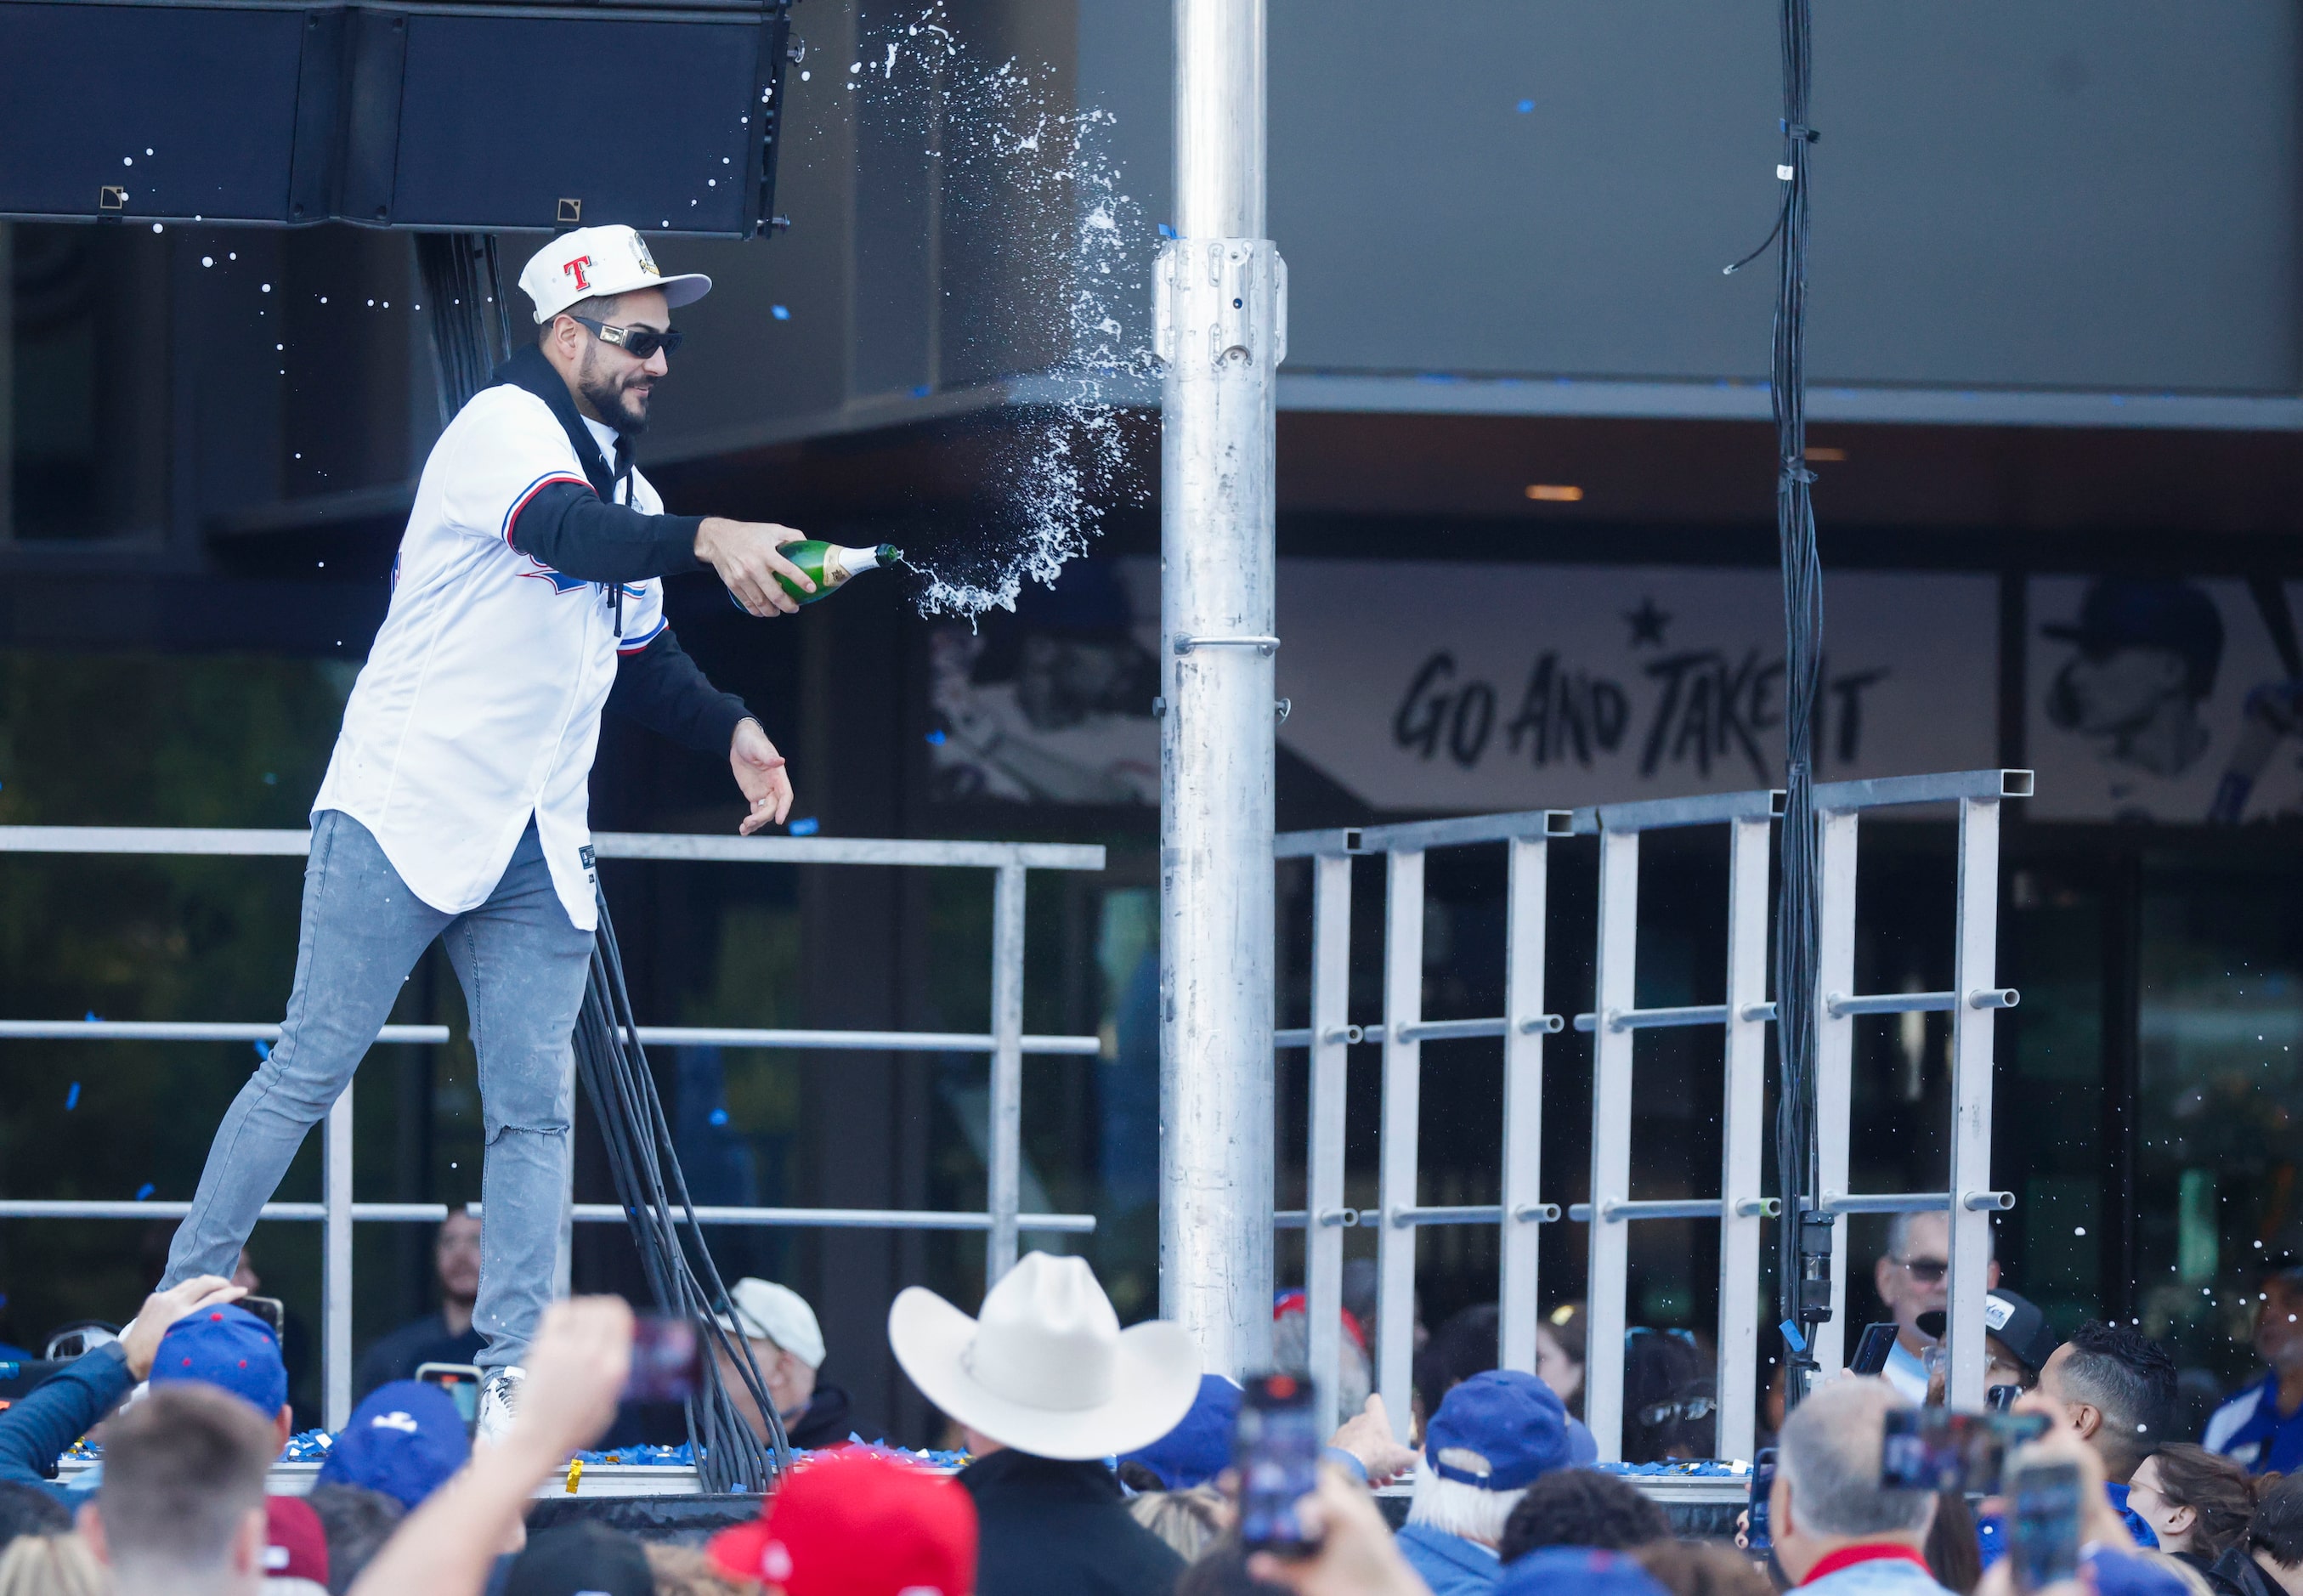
[{"left": 563, "top": 256, "right": 593, "bottom": 292}]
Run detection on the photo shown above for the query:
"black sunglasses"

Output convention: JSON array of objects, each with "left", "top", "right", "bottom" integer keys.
[{"left": 568, "top": 314, "right": 684, "bottom": 360}]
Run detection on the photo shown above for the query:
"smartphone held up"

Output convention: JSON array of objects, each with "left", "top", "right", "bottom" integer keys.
[{"left": 1234, "top": 1373, "right": 1324, "bottom": 1559}]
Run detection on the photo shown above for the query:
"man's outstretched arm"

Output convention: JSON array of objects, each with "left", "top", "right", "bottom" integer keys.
[{"left": 509, "top": 493, "right": 817, "bottom": 616}]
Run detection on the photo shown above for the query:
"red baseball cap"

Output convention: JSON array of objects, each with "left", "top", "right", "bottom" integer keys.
[
  {"left": 263, "top": 1495, "right": 330, "bottom": 1587},
  {"left": 708, "top": 1452, "right": 976, "bottom": 1596}
]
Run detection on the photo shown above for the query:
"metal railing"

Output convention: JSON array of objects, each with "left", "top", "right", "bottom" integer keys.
[
  {"left": 0, "top": 825, "right": 1106, "bottom": 1429},
  {"left": 1273, "top": 768, "right": 2029, "bottom": 1457}
]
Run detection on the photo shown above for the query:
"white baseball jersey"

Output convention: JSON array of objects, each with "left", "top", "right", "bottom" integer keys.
[{"left": 313, "top": 388, "right": 668, "bottom": 932}]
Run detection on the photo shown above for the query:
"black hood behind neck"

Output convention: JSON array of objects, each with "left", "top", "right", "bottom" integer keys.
[{"left": 490, "top": 343, "right": 620, "bottom": 501}]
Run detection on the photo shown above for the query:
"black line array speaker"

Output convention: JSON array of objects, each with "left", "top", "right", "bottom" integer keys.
[{"left": 0, "top": 0, "right": 795, "bottom": 236}]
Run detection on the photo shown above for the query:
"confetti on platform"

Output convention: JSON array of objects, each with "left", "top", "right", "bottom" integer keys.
[
  {"left": 789, "top": 818, "right": 820, "bottom": 836},
  {"left": 133, "top": 1184, "right": 155, "bottom": 1202}
]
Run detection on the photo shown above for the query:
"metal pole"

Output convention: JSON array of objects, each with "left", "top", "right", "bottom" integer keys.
[
  {"left": 1811, "top": 809, "right": 1859, "bottom": 1376},
  {"left": 1374, "top": 850, "right": 1424, "bottom": 1439},
  {"left": 988, "top": 863, "right": 1027, "bottom": 1287},
  {"left": 1497, "top": 835, "right": 1549, "bottom": 1377},
  {"left": 1717, "top": 816, "right": 1772, "bottom": 1461},
  {"left": 323, "top": 1087, "right": 354, "bottom": 1432},
  {"left": 1585, "top": 826, "right": 1639, "bottom": 1461},
  {"left": 1946, "top": 797, "right": 2002, "bottom": 1406},
  {"left": 1157, "top": 0, "right": 1282, "bottom": 1379},
  {"left": 1304, "top": 850, "right": 1352, "bottom": 1435}
]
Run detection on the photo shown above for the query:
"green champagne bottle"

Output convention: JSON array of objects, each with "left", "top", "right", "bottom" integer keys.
[{"left": 731, "top": 542, "right": 903, "bottom": 608}]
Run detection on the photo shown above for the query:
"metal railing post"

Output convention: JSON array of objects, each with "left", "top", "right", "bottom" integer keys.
[
  {"left": 1585, "top": 824, "right": 1639, "bottom": 1461},
  {"left": 1946, "top": 796, "right": 2002, "bottom": 1406},
  {"left": 1812, "top": 808, "right": 1859, "bottom": 1375},
  {"left": 1375, "top": 849, "right": 1424, "bottom": 1440},
  {"left": 323, "top": 1086, "right": 354, "bottom": 1432},
  {"left": 1304, "top": 848, "right": 1352, "bottom": 1435},
  {"left": 1717, "top": 814, "right": 1772, "bottom": 1460},
  {"left": 988, "top": 863, "right": 1027, "bottom": 1287},
  {"left": 1497, "top": 833, "right": 1549, "bottom": 1378}
]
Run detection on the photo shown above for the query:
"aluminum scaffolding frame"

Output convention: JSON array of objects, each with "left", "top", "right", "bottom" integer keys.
[
  {"left": 1271, "top": 767, "right": 2029, "bottom": 1457},
  {"left": 0, "top": 825, "right": 1105, "bottom": 1430}
]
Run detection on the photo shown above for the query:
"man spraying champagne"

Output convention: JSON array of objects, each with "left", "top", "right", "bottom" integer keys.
[{"left": 157, "top": 226, "right": 826, "bottom": 1441}]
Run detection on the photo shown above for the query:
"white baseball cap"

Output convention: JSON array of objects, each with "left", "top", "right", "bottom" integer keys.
[
  {"left": 518, "top": 224, "right": 712, "bottom": 325},
  {"left": 716, "top": 1278, "right": 826, "bottom": 1370}
]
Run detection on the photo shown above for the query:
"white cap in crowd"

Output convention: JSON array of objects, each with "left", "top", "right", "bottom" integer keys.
[
  {"left": 518, "top": 225, "right": 712, "bottom": 325},
  {"left": 717, "top": 1277, "right": 826, "bottom": 1370}
]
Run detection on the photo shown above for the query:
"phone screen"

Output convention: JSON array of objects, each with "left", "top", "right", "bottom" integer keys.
[
  {"left": 1235, "top": 1373, "right": 1324, "bottom": 1559},
  {"left": 1849, "top": 1324, "right": 1900, "bottom": 1377},
  {"left": 240, "top": 1296, "right": 286, "bottom": 1338},
  {"left": 625, "top": 1314, "right": 702, "bottom": 1404},
  {"left": 2009, "top": 1461, "right": 2083, "bottom": 1593},
  {"left": 1880, "top": 1407, "right": 2048, "bottom": 1494},
  {"left": 1746, "top": 1447, "right": 1777, "bottom": 1553},
  {"left": 415, "top": 1363, "right": 483, "bottom": 1432}
]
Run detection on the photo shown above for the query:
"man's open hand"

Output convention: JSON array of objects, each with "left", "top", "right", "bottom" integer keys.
[
  {"left": 120, "top": 1276, "right": 245, "bottom": 1380},
  {"left": 695, "top": 518, "right": 816, "bottom": 617},
  {"left": 731, "top": 719, "right": 793, "bottom": 835}
]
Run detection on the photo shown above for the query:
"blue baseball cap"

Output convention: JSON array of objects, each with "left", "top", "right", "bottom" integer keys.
[
  {"left": 315, "top": 1381, "right": 470, "bottom": 1509},
  {"left": 149, "top": 1304, "right": 286, "bottom": 1420},
  {"left": 1119, "top": 1373, "right": 1241, "bottom": 1489},
  {"left": 1425, "top": 1369, "right": 1570, "bottom": 1490},
  {"left": 1499, "top": 1547, "right": 1672, "bottom": 1596}
]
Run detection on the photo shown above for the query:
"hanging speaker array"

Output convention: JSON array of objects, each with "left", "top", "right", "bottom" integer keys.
[{"left": 0, "top": 0, "right": 795, "bottom": 236}]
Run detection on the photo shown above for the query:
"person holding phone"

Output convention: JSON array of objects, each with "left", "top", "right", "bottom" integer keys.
[
  {"left": 1767, "top": 1380, "right": 1960, "bottom": 1596},
  {"left": 1875, "top": 1214, "right": 2001, "bottom": 1405}
]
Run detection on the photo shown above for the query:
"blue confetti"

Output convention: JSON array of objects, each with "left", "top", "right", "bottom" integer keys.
[
  {"left": 65, "top": 1082, "right": 80, "bottom": 1112},
  {"left": 1516, "top": 98, "right": 1536, "bottom": 113},
  {"left": 1779, "top": 1317, "right": 1808, "bottom": 1355},
  {"left": 1157, "top": 223, "right": 1174, "bottom": 238},
  {"left": 911, "top": 383, "right": 931, "bottom": 398},
  {"left": 253, "top": 1040, "right": 271, "bottom": 1061},
  {"left": 83, "top": 1011, "right": 100, "bottom": 1023},
  {"left": 789, "top": 817, "right": 820, "bottom": 836},
  {"left": 708, "top": 1107, "right": 730, "bottom": 1127},
  {"left": 134, "top": 1184, "right": 155, "bottom": 1202},
  {"left": 770, "top": 304, "right": 790, "bottom": 320},
  {"left": 925, "top": 729, "right": 947, "bottom": 746}
]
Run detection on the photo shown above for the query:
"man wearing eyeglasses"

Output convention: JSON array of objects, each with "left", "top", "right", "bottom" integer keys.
[
  {"left": 1872, "top": 1212, "right": 1998, "bottom": 1404},
  {"left": 158, "top": 225, "right": 816, "bottom": 1446}
]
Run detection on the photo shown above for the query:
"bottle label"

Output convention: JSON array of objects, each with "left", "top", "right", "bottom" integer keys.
[{"left": 821, "top": 547, "right": 851, "bottom": 587}]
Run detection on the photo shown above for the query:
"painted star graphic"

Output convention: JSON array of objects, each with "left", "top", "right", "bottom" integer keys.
[{"left": 1625, "top": 597, "right": 1672, "bottom": 648}]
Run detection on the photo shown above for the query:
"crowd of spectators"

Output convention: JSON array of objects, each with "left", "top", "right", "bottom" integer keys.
[{"left": 8, "top": 1215, "right": 2303, "bottom": 1596}]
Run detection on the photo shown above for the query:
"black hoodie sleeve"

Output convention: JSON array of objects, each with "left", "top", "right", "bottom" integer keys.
[
  {"left": 508, "top": 481, "right": 708, "bottom": 584},
  {"left": 608, "top": 623, "right": 755, "bottom": 754}
]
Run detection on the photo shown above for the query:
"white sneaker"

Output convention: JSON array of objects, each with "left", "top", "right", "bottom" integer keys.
[{"left": 475, "top": 1366, "right": 525, "bottom": 1447}]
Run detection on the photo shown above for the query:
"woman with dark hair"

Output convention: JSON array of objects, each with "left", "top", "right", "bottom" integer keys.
[
  {"left": 1621, "top": 1327, "right": 1716, "bottom": 1464},
  {"left": 2128, "top": 1445, "right": 2261, "bottom": 1584},
  {"left": 1539, "top": 1303, "right": 1587, "bottom": 1420}
]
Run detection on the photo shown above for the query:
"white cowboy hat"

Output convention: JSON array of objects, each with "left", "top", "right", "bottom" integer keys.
[{"left": 889, "top": 1252, "right": 1201, "bottom": 1461}]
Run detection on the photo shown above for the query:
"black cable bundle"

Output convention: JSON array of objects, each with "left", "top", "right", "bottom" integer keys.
[
  {"left": 571, "top": 889, "right": 792, "bottom": 1492},
  {"left": 1730, "top": 0, "right": 1827, "bottom": 1405},
  {"left": 413, "top": 233, "right": 515, "bottom": 425}
]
